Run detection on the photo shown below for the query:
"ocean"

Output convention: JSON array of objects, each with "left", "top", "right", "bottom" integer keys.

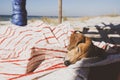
[
  {"left": 0, "top": 15, "right": 59, "bottom": 21},
  {"left": 0, "top": 15, "right": 80, "bottom": 21}
]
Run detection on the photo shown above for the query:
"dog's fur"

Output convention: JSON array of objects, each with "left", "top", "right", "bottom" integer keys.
[
  {"left": 65, "top": 31, "right": 105, "bottom": 64},
  {"left": 64, "top": 31, "right": 120, "bottom": 80}
]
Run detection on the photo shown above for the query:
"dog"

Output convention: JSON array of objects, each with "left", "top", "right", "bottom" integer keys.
[
  {"left": 64, "top": 31, "right": 120, "bottom": 80},
  {"left": 64, "top": 31, "right": 105, "bottom": 66}
]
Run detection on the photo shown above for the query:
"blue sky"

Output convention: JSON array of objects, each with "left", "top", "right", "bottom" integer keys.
[{"left": 0, "top": 0, "right": 120, "bottom": 16}]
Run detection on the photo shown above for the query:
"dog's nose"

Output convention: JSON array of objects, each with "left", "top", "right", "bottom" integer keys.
[{"left": 64, "top": 60, "right": 71, "bottom": 66}]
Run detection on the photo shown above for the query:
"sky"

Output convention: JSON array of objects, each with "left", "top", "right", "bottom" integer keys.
[{"left": 0, "top": 0, "right": 120, "bottom": 16}]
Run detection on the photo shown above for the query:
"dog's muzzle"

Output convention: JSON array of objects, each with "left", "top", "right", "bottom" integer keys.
[
  {"left": 64, "top": 60, "right": 71, "bottom": 66},
  {"left": 63, "top": 55, "right": 71, "bottom": 66}
]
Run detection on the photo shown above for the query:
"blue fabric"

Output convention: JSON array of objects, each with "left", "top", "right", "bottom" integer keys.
[{"left": 11, "top": 0, "right": 27, "bottom": 26}]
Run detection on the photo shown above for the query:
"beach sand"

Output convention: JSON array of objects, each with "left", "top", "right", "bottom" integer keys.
[{"left": 0, "top": 16, "right": 120, "bottom": 45}]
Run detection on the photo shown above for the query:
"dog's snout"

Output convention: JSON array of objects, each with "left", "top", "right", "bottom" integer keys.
[{"left": 64, "top": 60, "right": 71, "bottom": 66}]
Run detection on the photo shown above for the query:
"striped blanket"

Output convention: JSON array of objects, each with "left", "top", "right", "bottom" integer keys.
[
  {"left": 0, "top": 21, "right": 118, "bottom": 80},
  {"left": 0, "top": 21, "right": 72, "bottom": 80}
]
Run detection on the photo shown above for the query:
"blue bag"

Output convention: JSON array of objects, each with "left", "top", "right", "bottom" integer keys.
[{"left": 11, "top": 0, "right": 27, "bottom": 26}]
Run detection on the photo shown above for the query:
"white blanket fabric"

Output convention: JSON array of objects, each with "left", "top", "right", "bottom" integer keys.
[
  {"left": 0, "top": 21, "right": 119, "bottom": 80},
  {"left": 40, "top": 52, "right": 120, "bottom": 80}
]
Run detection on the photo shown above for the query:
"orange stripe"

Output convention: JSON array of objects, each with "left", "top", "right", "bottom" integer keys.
[
  {"left": 45, "top": 36, "right": 55, "bottom": 40},
  {"left": 14, "top": 34, "right": 32, "bottom": 46},
  {"left": 3, "top": 31, "right": 16, "bottom": 47},
  {"left": 29, "top": 54, "right": 45, "bottom": 60},
  {"left": 2, "top": 27, "right": 9, "bottom": 35},
  {"left": 27, "top": 59, "right": 45, "bottom": 69},
  {"left": 23, "top": 38, "right": 33, "bottom": 50},
  {"left": 9, "top": 63, "right": 66, "bottom": 80},
  {"left": 16, "top": 49, "right": 24, "bottom": 58},
  {"left": 28, "top": 56, "right": 64, "bottom": 67},
  {"left": 54, "top": 28, "right": 62, "bottom": 34},
  {"left": 36, "top": 58, "right": 64, "bottom": 69},
  {"left": 35, "top": 30, "right": 42, "bottom": 32},
  {"left": 35, "top": 39, "right": 46, "bottom": 44},
  {"left": 57, "top": 32, "right": 67, "bottom": 39},
  {"left": 36, "top": 23, "right": 44, "bottom": 27},
  {"left": 12, "top": 63, "right": 26, "bottom": 68},
  {"left": 19, "top": 30, "right": 32, "bottom": 34},
  {"left": 9, "top": 28, "right": 16, "bottom": 37},
  {"left": 5, "top": 53, "right": 13, "bottom": 59},
  {"left": 21, "top": 38, "right": 33, "bottom": 50},
  {"left": 0, "top": 37, "right": 8, "bottom": 44},
  {"left": 45, "top": 36, "right": 56, "bottom": 44},
  {"left": 7, "top": 27, "right": 13, "bottom": 36},
  {"left": 14, "top": 42, "right": 33, "bottom": 58},
  {"left": 33, "top": 47, "right": 67, "bottom": 53},
  {"left": 51, "top": 27, "right": 56, "bottom": 32},
  {"left": 13, "top": 63, "right": 21, "bottom": 66},
  {"left": 51, "top": 29, "right": 59, "bottom": 42},
  {"left": 3, "top": 29, "right": 30, "bottom": 47},
  {"left": 0, "top": 73, "right": 21, "bottom": 76},
  {"left": 0, "top": 59, "right": 28, "bottom": 63},
  {"left": 12, "top": 35, "right": 33, "bottom": 57},
  {"left": 43, "top": 26, "right": 51, "bottom": 29},
  {"left": 4, "top": 36, "right": 17, "bottom": 48}
]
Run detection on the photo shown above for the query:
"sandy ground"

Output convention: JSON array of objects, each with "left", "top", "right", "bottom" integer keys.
[
  {"left": 0, "top": 16, "right": 120, "bottom": 45},
  {"left": 67, "top": 16, "right": 120, "bottom": 45}
]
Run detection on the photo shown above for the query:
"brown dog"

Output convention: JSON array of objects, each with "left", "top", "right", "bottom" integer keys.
[
  {"left": 64, "top": 31, "right": 120, "bottom": 80},
  {"left": 64, "top": 31, "right": 105, "bottom": 66}
]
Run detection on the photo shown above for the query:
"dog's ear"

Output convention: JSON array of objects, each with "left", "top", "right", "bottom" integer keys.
[
  {"left": 74, "top": 30, "right": 82, "bottom": 34},
  {"left": 67, "top": 31, "right": 85, "bottom": 51}
]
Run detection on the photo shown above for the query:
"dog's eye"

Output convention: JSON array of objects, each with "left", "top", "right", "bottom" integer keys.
[{"left": 77, "top": 47, "right": 81, "bottom": 53}]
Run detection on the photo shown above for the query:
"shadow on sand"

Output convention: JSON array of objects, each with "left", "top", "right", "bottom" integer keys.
[{"left": 82, "top": 23, "right": 120, "bottom": 45}]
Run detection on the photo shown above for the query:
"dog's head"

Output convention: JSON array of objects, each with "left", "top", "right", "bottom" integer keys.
[
  {"left": 64, "top": 31, "right": 94, "bottom": 66},
  {"left": 67, "top": 31, "right": 85, "bottom": 51}
]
